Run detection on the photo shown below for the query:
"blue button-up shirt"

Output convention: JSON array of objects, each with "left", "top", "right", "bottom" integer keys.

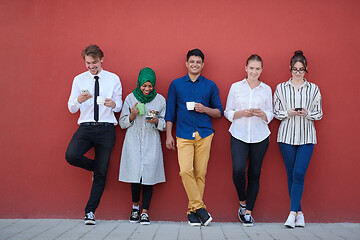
[{"left": 165, "top": 74, "right": 223, "bottom": 140}]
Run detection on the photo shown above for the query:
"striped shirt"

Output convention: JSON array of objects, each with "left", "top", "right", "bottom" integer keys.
[{"left": 273, "top": 79, "right": 323, "bottom": 145}]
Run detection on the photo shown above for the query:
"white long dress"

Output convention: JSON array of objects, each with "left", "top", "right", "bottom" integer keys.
[{"left": 118, "top": 93, "right": 166, "bottom": 185}]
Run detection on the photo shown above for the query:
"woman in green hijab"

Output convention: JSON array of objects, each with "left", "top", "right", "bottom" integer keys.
[
  {"left": 119, "top": 67, "right": 166, "bottom": 225},
  {"left": 132, "top": 67, "right": 158, "bottom": 104}
]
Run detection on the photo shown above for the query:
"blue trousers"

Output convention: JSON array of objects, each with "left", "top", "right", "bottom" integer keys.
[{"left": 279, "top": 143, "right": 314, "bottom": 212}]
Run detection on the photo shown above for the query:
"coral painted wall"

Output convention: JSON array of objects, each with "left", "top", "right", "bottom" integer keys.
[{"left": 0, "top": 0, "right": 359, "bottom": 222}]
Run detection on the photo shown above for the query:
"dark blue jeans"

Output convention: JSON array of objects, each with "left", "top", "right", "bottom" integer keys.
[
  {"left": 279, "top": 143, "right": 314, "bottom": 212},
  {"left": 65, "top": 124, "right": 115, "bottom": 214}
]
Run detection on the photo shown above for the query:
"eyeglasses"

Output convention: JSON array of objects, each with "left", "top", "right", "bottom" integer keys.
[{"left": 291, "top": 68, "right": 306, "bottom": 73}]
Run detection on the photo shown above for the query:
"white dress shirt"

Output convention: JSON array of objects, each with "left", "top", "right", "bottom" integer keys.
[
  {"left": 273, "top": 79, "right": 323, "bottom": 145},
  {"left": 68, "top": 70, "right": 123, "bottom": 125},
  {"left": 224, "top": 79, "right": 273, "bottom": 143}
]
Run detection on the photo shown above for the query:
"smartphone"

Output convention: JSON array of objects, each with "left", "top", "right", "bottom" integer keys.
[
  {"left": 81, "top": 89, "right": 90, "bottom": 94},
  {"left": 295, "top": 108, "right": 303, "bottom": 111}
]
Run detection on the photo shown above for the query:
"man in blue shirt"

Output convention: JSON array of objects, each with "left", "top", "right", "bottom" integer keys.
[{"left": 165, "top": 49, "right": 223, "bottom": 226}]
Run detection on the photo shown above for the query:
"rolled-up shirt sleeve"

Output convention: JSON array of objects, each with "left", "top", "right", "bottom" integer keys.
[
  {"left": 68, "top": 77, "right": 81, "bottom": 114},
  {"left": 119, "top": 96, "right": 133, "bottom": 129},
  {"left": 156, "top": 99, "right": 166, "bottom": 131},
  {"left": 224, "top": 84, "right": 236, "bottom": 122},
  {"left": 306, "top": 86, "right": 323, "bottom": 121},
  {"left": 273, "top": 85, "right": 289, "bottom": 120},
  {"left": 112, "top": 76, "right": 123, "bottom": 113},
  {"left": 210, "top": 82, "right": 224, "bottom": 115},
  {"left": 263, "top": 87, "right": 274, "bottom": 124},
  {"left": 165, "top": 81, "right": 177, "bottom": 123}
]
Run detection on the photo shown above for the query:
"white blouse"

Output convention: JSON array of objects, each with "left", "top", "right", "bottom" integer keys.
[
  {"left": 118, "top": 93, "right": 166, "bottom": 185},
  {"left": 224, "top": 79, "right": 273, "bottom": 143},
  {"left": 273, "top": 79, "right": 323, "bottom": 145}
]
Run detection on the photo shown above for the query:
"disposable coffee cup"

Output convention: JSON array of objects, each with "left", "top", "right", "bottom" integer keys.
[
  {"left": 136, "top": 103, "right": 146, "bottom": 115},
  {"left": 97, "top": 96, "right": 105, "bottom": 105},
  {"left": 186, "top": 102, "right": 196, "bottom": 110}
]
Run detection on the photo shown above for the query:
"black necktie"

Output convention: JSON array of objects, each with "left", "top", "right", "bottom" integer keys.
[{"left": 94, "top": 76, "right": 99, "bottom": 122}]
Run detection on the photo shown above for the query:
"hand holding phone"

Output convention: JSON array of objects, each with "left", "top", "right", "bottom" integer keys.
[
  {"left": 295, "top": 108, "right": 303, "bottom": 111},
  {"left": 78, "top": 90, "right": 92, "bottom": 103}
]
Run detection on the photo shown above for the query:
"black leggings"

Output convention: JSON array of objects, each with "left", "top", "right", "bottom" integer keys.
[
  {"left": 231, "top": 136, "right": 269, "bottom": 211},
  {"left": 131, "top": 183, "right": 153, "bottom": 210}
]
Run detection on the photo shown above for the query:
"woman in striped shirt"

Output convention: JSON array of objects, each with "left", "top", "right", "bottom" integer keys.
[{"left": 273, "top": 50, "right": 323, "bottom": 228}]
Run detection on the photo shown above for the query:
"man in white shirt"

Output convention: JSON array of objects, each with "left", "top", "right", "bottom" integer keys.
[{"left": 65, "top": 45, "right": 122, "bottom": 225}]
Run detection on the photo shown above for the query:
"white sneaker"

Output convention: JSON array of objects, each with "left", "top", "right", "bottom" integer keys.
[
  {"left": 284, "top": 214, "right": 296, "bottom": 228},
  {"left": 295, "top": 213, "right": 305, "bottom": 227}
]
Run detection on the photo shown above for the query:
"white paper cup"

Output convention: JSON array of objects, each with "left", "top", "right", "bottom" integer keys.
[
  {"left": 186, "top": 102, "right": 196, "bottom": 110},
  {"left": 97, "top": 96, "right": 105, "bottom": 105}
]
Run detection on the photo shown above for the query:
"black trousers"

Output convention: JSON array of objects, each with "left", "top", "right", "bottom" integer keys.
[
  {"left": 131, "top": 182, "right": 153, "bottom": 210},
  {"left": 65, "top": 124, "right": 115, "bottom": 214},
  {"left": 230, "top": 136, "right": 269, "bottom": 211}
]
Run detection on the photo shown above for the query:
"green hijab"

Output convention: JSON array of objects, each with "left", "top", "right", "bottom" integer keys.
[{"left": 132, "top": 67, "right": 157, "bottom": 103}]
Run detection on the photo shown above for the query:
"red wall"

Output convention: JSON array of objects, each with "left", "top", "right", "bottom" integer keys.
[{"left": 0, "top": 0, "right": 359, "bottom": 222}]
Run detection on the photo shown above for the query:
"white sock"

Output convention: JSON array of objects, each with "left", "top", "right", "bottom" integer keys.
[{"left": 132, "top": 204, "right": 140, "bottom": 210}]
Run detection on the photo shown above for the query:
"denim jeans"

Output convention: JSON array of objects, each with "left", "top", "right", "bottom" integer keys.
[{"left": 279, "top": 143, "right": 314, "bottom": 212}]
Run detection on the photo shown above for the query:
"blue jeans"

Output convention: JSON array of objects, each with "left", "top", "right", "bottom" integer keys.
[{"left": 279, "top": 143, "right": 314, "bottom": 212}]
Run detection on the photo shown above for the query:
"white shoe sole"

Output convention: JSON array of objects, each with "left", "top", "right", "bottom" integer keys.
[
  {"left": 140, "top": 221, "right": 150, "bottom": 225},
  {"left": 243, "top": 222, "right": 253, "bottom": 227},
  {"left": 188, "top": 221, "right": 201, "bottom": 227},
  {"left": 84, "top": 220, "right": 96, "bottom": 225},
  {"left": 202, "top": 215, "right": 212, "bottom": 226},
  {"left": 284, "top": 223, "right": 295, "bottom": 228}
]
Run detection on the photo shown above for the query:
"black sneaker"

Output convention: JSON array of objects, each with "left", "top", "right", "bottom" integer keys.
[
  {"left": 238, "top": 204, "right": 246, "bottom": 223},
  {"left": 243, "top": 214, "right": 255, "bottom": 227},
  {"left": 140, "top": 213, "right": 150, "bottom": 225},
  {"left": 129, "top": 208, "right": 140, "bottom": 223},
  {"left": 187, "top": 211, "right": 201, "bottom": 227},
  {"left": 195, "top": 208, "right": 212, "bottom": 226},
  {"left": 84, "top": 211, "right": 96, "bottom": 225}
]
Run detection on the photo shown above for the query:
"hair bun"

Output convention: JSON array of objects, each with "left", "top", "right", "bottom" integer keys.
[{"left": 294, "top": 50, "right": 304, "bottom": 56}]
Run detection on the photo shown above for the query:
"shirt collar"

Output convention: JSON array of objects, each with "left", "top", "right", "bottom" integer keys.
[
  {"left": 87, "top": 69, "right": 104, "bottom": 80},
  {"left": 185, "top": 74, "right": 203, "bottom": 82},
  {"left": 242, "top": 78, "right": 265, "bottom": 89},
  {"left": 285, "top": 78, "right": 310, "bottom": 88}
]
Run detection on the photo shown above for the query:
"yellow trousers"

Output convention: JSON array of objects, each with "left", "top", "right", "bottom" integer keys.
[{"left": 176, "top": 132, "right": 214, "bottom": 214}]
